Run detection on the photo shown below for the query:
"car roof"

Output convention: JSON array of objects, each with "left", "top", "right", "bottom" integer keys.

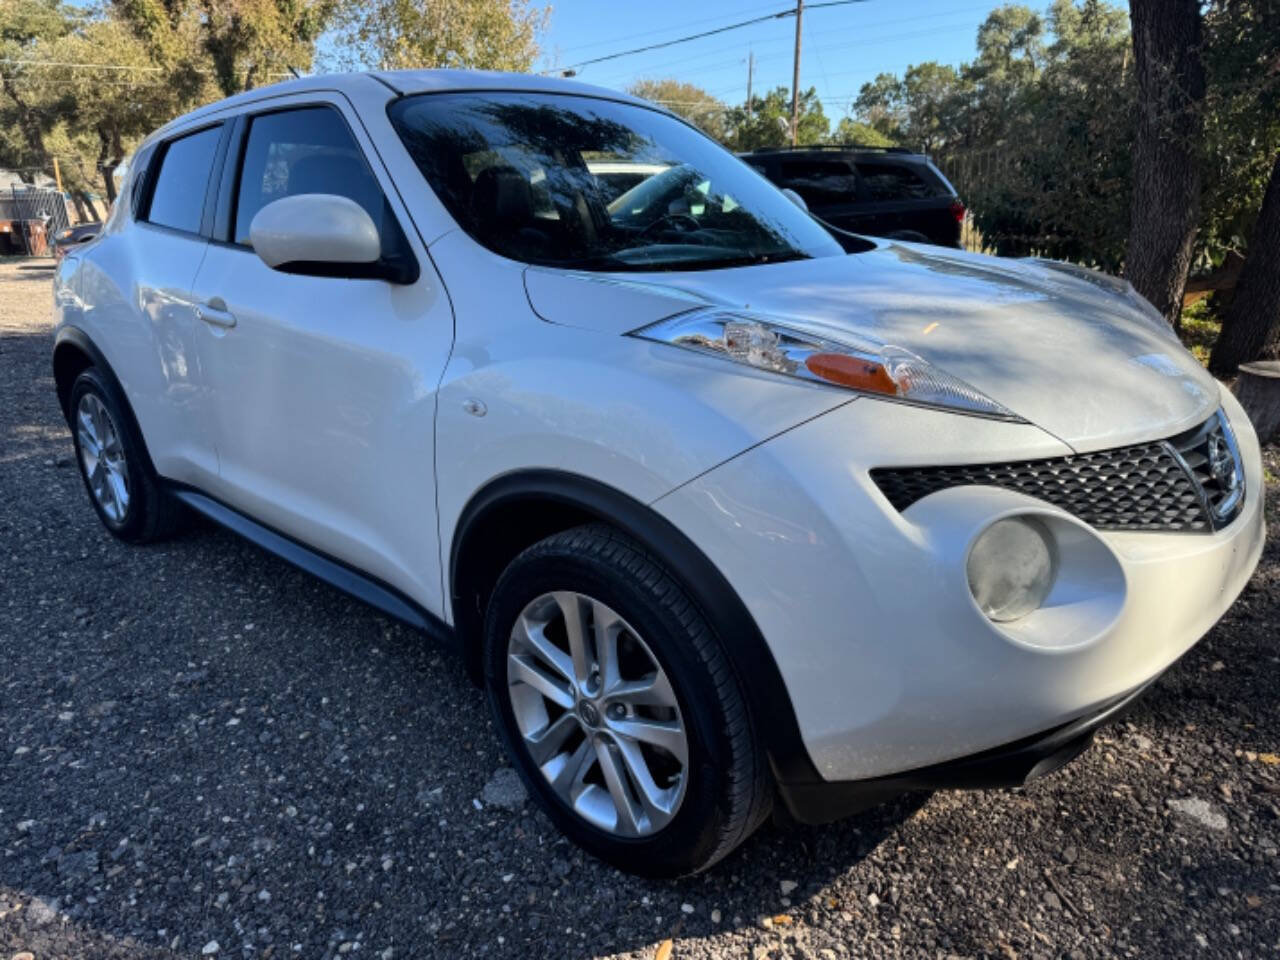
[{"left": 152, "top": 69, "right": 655, "bottom": 141}]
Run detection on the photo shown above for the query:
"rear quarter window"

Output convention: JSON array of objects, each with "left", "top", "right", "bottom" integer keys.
[
  {"left": 145, "top": 125, "right": 222, "bottom": 233},
  {"left": 777, "top": 159, "right": 859, "bottom": 207},
  {"left": 854, "top": 161, "right": 943, "bottom": 202}
]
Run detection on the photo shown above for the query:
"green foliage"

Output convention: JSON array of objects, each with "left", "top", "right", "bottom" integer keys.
[
  {"left": 330, "top": 0, "right": 547, "bottom": 72},
  {"left": 725, "top": 86, "right": 828, "bottom": 151},
  {"left": 1199, "top": 0, "right": 1280, "bottom": 268},
  {"left": 828, "top": 117, "right": 894, "bottom": 147},
  {"left": 627, "top": 78, "right": 730, "bottom": 142}
]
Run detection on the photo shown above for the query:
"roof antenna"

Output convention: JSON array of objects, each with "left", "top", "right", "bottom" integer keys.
[{"left": 287, "top": 65, "right": 302, "bottom": 79}]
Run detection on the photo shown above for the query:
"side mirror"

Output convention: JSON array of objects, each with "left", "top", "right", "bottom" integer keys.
[
  {"left": 780, "top": 187, "right": 808, "bottom": 212},
  {"left": 249, "top": 194, "right": 391, "bottom": 280}
]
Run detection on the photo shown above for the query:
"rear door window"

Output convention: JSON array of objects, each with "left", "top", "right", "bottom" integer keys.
[
  {"left": 777, "top": 159, "right": 859, "bottom": 207},
  {"left": 145, "top": 126, "right": 223, "bottom": 233},
  {"left": 854, "top": 162, "right": 938, "bottom": 202}
]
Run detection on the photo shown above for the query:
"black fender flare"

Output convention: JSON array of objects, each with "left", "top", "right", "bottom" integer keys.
[
  {"left": 52, "top": 325, "right": 160, "bottom": 477},
  {"left": 449, "top": 469, "right": 821, "bottom": 785}
]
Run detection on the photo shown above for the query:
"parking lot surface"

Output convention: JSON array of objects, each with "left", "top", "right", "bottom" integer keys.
[{"left": 2, "top": 258, "right": 1280, "bottom": 959}]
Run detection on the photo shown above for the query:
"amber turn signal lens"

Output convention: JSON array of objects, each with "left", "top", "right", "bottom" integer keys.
[{"left": 804, "top": 353, "right": 899, "bottom": 395}]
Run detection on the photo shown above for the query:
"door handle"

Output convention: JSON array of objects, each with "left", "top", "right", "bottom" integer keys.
[{"left": 196, "top": 298, "right": 236, "bottom": 329}]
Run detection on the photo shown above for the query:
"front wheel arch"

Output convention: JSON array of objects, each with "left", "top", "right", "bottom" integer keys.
[{"left": 448, "top": 469, "right": 820, "bottom": 785}]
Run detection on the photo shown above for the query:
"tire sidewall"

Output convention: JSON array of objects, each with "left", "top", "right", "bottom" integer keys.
[
  {"left": 69, "top": 368, "right": 149, "bottom": 540},
  {"left": 483, "top": 542, "right": 741, "bottom": 877}
]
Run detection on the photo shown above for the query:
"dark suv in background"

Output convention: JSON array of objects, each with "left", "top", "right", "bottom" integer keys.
[{"left": 742, "top": 145, "right": 965, "bottom": 249}]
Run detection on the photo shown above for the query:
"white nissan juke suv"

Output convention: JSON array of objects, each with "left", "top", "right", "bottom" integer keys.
[{"left": 52, "top": 70, "right": 1265, "bottom": 876}]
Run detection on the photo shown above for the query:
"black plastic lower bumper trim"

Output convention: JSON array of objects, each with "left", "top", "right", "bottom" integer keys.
[{"left": 777, "top": 678, "right": 1156, "bottom": 825}]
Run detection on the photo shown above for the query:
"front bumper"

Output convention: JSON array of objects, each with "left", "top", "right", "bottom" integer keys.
[
  {"left": 777, "top": 678, "right": 1154, "bottom": 824},
  {"left": 653, "top": 386, "right": 1266, "bottom": 785}
]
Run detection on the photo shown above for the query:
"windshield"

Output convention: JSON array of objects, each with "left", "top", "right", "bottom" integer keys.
[{"left": 388, "top": 91, "right": 844, "bottom": 272}]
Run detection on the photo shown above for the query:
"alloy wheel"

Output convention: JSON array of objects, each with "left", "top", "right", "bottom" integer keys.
[
  {"left": 506, "top": 590, "right": 688, "bottom": 837},
  {"left": 76, "top": 393, "right": 130, "bottom": 524}
]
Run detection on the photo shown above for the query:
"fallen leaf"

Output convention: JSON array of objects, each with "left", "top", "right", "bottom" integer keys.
[
  {"left": 1259, "top": 753, "right": 1280, "bottom": 766},
  {"left": 1247, "top": 895, "right": 1263, "bottom": 909},
  {"left": 655, "top": 939, "right": 673, "bottom": 960},
  {"left": 772, "top": 913, "right": 794, "bottom": 925}
]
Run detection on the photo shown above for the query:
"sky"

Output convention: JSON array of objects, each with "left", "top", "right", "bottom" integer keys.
[{"left": 538, "top": 0, "right": 1130, "bottom": 120}]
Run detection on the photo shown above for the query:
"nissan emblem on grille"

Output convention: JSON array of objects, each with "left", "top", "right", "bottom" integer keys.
[{"left": 871, "top": 410, "right": 1245, "bottom": 533}]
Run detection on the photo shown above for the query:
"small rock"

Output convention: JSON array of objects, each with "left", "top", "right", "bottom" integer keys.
[
  {"left": 26, "top": 897, "right": 58, "bottom": 927},
  {"left": 1044, "top": 891, "right": 1062, "bottom": 911},
  {"left": 681, "top": 903, "right": 694, "bottom": 914},
  {"left": 1194, "top": 933, "right": 1208, "bottom": 948},
  {"left": 711, "top": 909, "right": 722, "bottom": 923},
  {"left": 1169, "top": 797, "right": 1229, "bottom": 831},
  {"left": 867, "top": 893, "right": 880, "bottom": 908},
  {"left": 12, "top": 951, "right": 36, "bottom": 960},
  {"left": 780, "top": 880, "right": 798, "bottom": 896},
  {"left": 202, "top": 941, "right": 220, "bottom": 955},
  {"left": 481, "top": 768, "right": 527, "bottom": 810},
  {"left": 15, "top": 820, "right": 36, "bottom": 833}
]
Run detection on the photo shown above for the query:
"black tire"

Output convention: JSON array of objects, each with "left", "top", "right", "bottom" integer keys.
[
  {"left": 68, "top": 366, "right": 186, "bottom": 543},
  {"left": 483, "top": 523, "right": 771, "bottom": 877}
]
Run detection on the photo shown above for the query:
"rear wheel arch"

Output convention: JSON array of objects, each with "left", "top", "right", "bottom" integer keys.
[
  {"left": 448, "top": 469, "right": 821, "bottom": 785},
  {"left": 53, "top": 327, "right": 159, "bottom": 477}
]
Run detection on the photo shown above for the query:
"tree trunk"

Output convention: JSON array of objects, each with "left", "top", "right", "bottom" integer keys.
[
  {"left": 1124, "top": 0, "right": 1206, "bottom": 330},
  {"left": 1233, "top": 362, "right": 1280, "bottom": 444},
  {"left": 1210, "top": 152, "right": 1280, "bottom": 375}
]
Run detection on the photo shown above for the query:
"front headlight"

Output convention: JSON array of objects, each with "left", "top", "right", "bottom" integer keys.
[{"left": 631, "top": 307, "right": 1023, "bottom": 421}]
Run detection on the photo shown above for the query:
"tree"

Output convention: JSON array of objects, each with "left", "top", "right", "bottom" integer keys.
[
  {"left": 727, "top": 86, "right": 827, "bottom": 151},
  {"left": 110, "top": 0, "right": 333, "bottom": 97},
  {"left": 0, "top": 0, "right": 82, "bottom": 180},
  {"left": 331, "top": 0, "right": 547, "bottom": 72},
  {"left": 1210, "top": 153, "right": 1280, "bottom": 372},
  {"left": 1124, "top": 0, "right": 1207, "bottom": 328},
  {"left": 627, "top": 79, "right": 729, "bottom": 142},
  {"left": 829, "top": 117, "right": 894, "bottom": 147}
]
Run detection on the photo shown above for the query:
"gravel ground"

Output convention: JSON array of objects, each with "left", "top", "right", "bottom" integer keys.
[{"left": 2, "top": 256, "right": 1280, "bottom": 960}]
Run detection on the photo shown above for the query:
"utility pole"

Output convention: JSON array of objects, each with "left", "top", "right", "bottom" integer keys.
[
  {"left": 789, "top": 0, "right": 803, "bottom": 145},
  {"left": 746, "top": 49, "right": 755, "bottom": 121}
]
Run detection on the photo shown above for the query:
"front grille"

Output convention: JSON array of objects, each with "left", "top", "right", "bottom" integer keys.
[{"left": 871, "top": 410, "right": 1245, "bottom": 533}]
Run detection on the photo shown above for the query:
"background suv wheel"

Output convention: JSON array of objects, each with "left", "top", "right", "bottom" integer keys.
[{"left": 483, "top": 523, "right": 771, "bottom": 877}]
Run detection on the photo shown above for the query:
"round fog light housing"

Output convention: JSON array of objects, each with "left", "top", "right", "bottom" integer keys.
[{"left": 966, "top": 517, "right": 1057, "bottom": 622}]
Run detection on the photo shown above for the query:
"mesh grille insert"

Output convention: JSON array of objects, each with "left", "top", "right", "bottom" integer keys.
[{"left": 870, "top": 412, "right": 1244, "bottom": 533}]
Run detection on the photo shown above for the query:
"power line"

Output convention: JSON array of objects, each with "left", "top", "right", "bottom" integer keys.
[{"left": 550, "top": 0, "right": 873, "bottom": 74}]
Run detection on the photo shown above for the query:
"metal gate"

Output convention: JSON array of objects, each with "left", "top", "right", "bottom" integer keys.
[{"left": 1, "top": 185, "right": 72, "bottom": 256}]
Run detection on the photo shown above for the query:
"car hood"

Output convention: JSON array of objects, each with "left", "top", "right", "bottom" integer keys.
[{"left": 524, "top": 242, "right": 1221, "bottom": 452}]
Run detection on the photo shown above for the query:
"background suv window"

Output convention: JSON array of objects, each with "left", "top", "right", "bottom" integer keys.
[
  {"left": 145, "top": 126, "right": 222, "bottom": 234},
  {"left": 778, "top": 159, "right": 859, "bottom": 207},
  {"left": 854, "top": 162, "right": 937, "bottom": 201},
  {"left": 233, "top": 107, "right": 390, "bottom": 246}
]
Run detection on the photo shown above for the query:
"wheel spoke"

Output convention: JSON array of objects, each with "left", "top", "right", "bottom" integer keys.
[
  {"left": 105, "top": 467, "right": 129, "bottom": 517},
  {"left": 608, "top": 716, "right": 688, "bottom": 766},
  {"left": 594, "top": 738, "right": 643, "bottom": 835},
  {"left": 553, "top": 591, "right": 594, "bottom": 687},
  {"left": 592, "top": 602, "right": 623, "bottom": 692},
  {"left": 524, "top": 711, "right": 579, "bottom": 765},
  {"left": 508, "top": 653, "right": 574, "bottom": 710},
  {"left": 515, "top": 614, "right": 573, "bottom": 683},
  {"left": 547, "top": 737, "right": 594, "bottom": 796},
  {"left": 613, "top": 734, "right": 678, "bottom": 824},
  {"left": 608, "top": 671, "right": 678, "bottom": 708}
]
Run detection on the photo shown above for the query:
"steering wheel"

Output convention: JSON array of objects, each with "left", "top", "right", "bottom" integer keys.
[{"left": 636, "top": 212, "right": 701, "bottom": 239}]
